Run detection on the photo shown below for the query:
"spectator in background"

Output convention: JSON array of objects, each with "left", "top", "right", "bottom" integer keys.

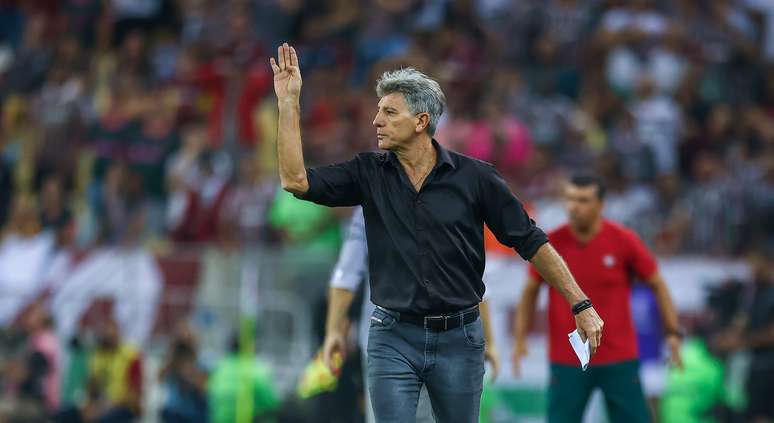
[
  {"left": 115, "top": 31, "right": 152, "bottom": 83},
  {"left": 713, "top": 254, "right": 774, "bottom": 423},
  {"left": 38, "top": 173, "right": 71, "bottom": 231},
  {"left": 208, "top": 336, "right": 278, "bottom": 423},
  {"left": 0, "top": 337, "right": 51, "bottom": 422},
  {"left": 521, "top": 76, "right": 575, "bottom": 151},
  {"left": 169, "top": 149, "right": 232, "bottom": 244},
  {"left": 535, "top": 0, "right": 593, "bottom": 64},
  {"left": 126, "top": 88, "right": 178, "bottom": 201},
  {"left": 18, "top": 300, "right": 60, "bottom": 413},
  {"left": 61, "top": 0, "right": 105, "bottom": 49},
  {"left": 33, "top": 54, "right": 86, "bottom": 183},
  {"left": 126, "top": 87, "right": 179, "bottom": 236},
  {"left": 56, "top": 317, "right": 144, "bottom": 423},
  {"left": 629, "top": 77, "right": 683, "bottom": 176},
  {"left": 0, "top": 196, "right": 55, "bottom": 327},
  {"left": 2, "top": 96, "right": 42, "bottom": 195},
  {"left": 673, "top": 151, "right": 736, "bottom": 254},
  {"left": 159, "top": 322, "right": 208, "bottom": 423},
  {"left": 608, "top": 109, "right": 657, "bottom": 182},
  {"left": 110, "top": 0, "right": 167, "bottom": 45},
  {"left": 37, "top": 35, "right": 86, "bottom": 115},
  {"left": 268, "top": 189, "right": 342, "bottom": 258},
  {"left": 741, "top": 254, "right": 774, "bottom": 422},
  {"left": 659, "top": 283, "right": 735, "bottom": 423},
  {"left": 221, "top": 155, "right": 277, "bottom": 245},
  {"left": 742, "top": 156, "right": 774, "bottom": 253},
  {"left": 594, "top": 153, "right": 657, "bottom": 237},
  {"left": 94, "top": 161, "right": 147, "bottom": 245},
  {"left": 454, "top": 99, "right": 534, "bottom": 174},
  {"left": 166, "top": 122, "right": 206, "bottom": 233},
  {"left": 87, "top": 79, "right": 140, "bottom": 210},
  {"left": 0, "top": 13, "right": 51, "bottom": 97}
]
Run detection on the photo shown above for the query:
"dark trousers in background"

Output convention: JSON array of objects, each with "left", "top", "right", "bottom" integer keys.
[
  {"left": 366, "top": 307, "right": 485, "bottom": 423},
  {"left": 548, "top": 360, "right": 650, "bottom": 423}
]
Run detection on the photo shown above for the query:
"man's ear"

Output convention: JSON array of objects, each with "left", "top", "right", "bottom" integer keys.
[{"left": 415, "top": 112, "right": 430, "bottom": 133}]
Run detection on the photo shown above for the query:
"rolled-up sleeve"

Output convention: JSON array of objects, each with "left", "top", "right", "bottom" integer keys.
[
  {"left": 329, "top": 207, "right": 369, "bottom": 291},
  {"left": 294, "top": 155, "right": 363, "bottom": 207},
  {"left": 479, "top": 164, "right": 548, "bottom": 260}
]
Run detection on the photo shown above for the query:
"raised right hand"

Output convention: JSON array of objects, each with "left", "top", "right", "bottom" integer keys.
[
  {"left": 322, "top": 330, "right": 346, "bottom": 374},
  {"left": 269, "top": 43, "right": 302, "bottom": 102}
]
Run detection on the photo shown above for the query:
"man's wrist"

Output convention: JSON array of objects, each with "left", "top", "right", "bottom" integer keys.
[
  {"left": 572, "top": 299, "right": 593, "bottom": 315},
  {"left": 326, "top": 322, "right": 348, "bottom": 337},
  {"left": 278, "top": 97, "right": 300, "bottom": 109},
  {"left": 665, "top": 328, "right": 684, "bottom": 339}
]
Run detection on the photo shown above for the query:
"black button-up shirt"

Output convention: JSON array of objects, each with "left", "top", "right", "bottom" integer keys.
[{"left": 296, "top": 140, "right": 548, "bottom": 314}]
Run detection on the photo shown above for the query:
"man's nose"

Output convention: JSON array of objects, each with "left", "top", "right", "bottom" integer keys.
[{"left": 373, "top": 113, "right": 384, "bottom": 127}]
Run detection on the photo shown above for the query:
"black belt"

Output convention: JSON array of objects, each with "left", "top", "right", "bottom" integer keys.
[{"left": 376, "top": 305, "right": 479, "bottom": 332}]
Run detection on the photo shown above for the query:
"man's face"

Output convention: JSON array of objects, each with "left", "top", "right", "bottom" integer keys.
[
  {"left": 372, "top": 93, "right": 427, "bottom": 150},
  {"left": 97, "top": 320, "right": 120, "bottom": 350},
  {"left": 564, "top": 184, "right": 603, "bottom": 229}
]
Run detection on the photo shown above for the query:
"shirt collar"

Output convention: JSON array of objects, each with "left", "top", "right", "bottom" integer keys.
[
  {"left": 433, "top": 139, "right": 456, "bottom": 169},
  {"left": 382, "top": 139, "right": 456, "bottom": 170}
]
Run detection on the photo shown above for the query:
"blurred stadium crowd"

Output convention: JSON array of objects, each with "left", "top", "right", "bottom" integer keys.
[{"left": 0, "top": 0, "right": 772, "bottom": 422}]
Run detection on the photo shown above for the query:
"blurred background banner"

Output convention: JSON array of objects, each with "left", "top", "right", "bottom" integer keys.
[{"left": 0, "top": 0, "right": 771, "bottom": 422}]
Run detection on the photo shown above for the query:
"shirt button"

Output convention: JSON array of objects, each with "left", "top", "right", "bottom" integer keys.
[{"left": 423, "top": 279, "right": 430, "bottom": 285}]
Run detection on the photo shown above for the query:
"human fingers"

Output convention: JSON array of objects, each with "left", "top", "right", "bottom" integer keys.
[
  {"left": 277, "top": 45, "right": 286, "bottom": 70},
  {"left": 290, "top": 45, "right": 299, "bottom": 67},
  {"left": 269, "top": 57, "right": 280, "bottom": 75}
]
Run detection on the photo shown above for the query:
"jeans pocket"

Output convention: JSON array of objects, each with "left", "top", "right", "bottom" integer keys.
[
  {"left": 461, "top": 318, "right": 485, "bottom": 348},
  {"left": 369, "top": 308, "right": 397, "bottom": 330}
]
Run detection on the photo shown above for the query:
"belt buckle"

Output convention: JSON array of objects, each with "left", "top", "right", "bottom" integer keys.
[{"left": 424, "top": 315, "right": 448, "bottom": 331}]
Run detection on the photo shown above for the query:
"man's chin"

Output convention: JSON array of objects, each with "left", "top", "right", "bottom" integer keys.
[{"left": 377, "top": 139, "right": 391, "bottom": 150}]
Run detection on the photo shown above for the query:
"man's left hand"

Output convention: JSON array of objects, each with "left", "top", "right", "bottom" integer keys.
[
  {"left": 575, "top": 307, "right": 604, "bottom": 355},
  {"left": 484, "top": 346, "right": 500, "bottom": 382},
  {"left": 666, "top": 334, "right": 683, "bottom": 370}
]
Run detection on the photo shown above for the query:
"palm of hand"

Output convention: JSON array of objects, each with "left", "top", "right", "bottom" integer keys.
[
  {"left": 270, "top": 43, "right": 302, "bottom": 100},
  {"left": 274, "top": 67, "right": 301, "bottom": 98}
]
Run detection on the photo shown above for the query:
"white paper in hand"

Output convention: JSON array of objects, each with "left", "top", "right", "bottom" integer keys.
[{"left": 568, "top": 330, "right": 590, "bottom": 371}]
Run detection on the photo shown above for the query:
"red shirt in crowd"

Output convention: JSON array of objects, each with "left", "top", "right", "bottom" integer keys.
[{"left": 528, "top": 219, "right": 658, "bottom": 366}]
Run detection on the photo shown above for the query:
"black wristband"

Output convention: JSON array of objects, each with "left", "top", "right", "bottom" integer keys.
[
  {"left": 572, "top": 299, "right": 593, "bottom": 315},
  {"left": 665, "top": 328, "right": 684, "bottom": 339}
]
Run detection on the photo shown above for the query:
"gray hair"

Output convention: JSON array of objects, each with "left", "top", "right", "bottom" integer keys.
[{"left": 375, "top": 68, "right": 446, "bottom": 136}]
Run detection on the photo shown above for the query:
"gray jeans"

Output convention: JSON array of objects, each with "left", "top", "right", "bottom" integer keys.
[
  {"left": 363, "top": 351, "right": 434, "bottom": 423},
  {"left": 366, "top": 307, "right": 485, "bottom": 423}
]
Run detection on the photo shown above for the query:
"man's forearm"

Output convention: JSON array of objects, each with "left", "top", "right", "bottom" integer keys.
[
  {"left": 277, "top": 99, "right": 308, "bottom": 194},
  {"left": 529, "top": 243, "right": 587, "bottom": 306},
  {"left": 326, "top": 287, "right": 355, "bottom": 335},
  {"left": 648, "top": 274, "right": 681, "bottom": 334},
  {"left": 515, "top": 280, "right": 539, "bottom": 344}
]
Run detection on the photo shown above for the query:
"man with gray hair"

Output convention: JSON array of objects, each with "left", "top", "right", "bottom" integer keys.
[{"left": 270, "top": 43, "right": 604, "bottom": 422}]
